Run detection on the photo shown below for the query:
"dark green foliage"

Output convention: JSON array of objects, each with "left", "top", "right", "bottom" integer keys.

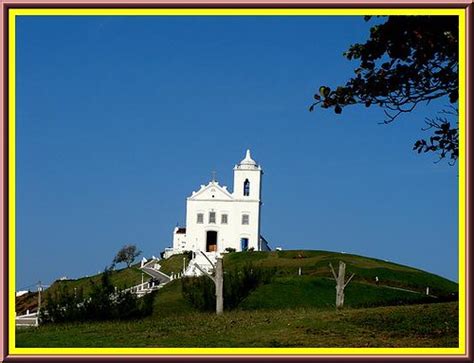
[
  {"left": 310, "top": 16, "right": 459, "bottom": 163},
  {"left": 112, "top": 244, "right": 142, "bottom": 268},
  {"left": 40, "top": 269, "right": 155, "bottom": 324},
  {"left": 224, "top": 264, "right": 274, "bottom": 310},
  {"left": 181, "top": 276, "right": 216, "bottom": 311},
  {"left": 141, "top": 290, "right": 158, "bottom": 317},
  {"left": 181, "top": 263, "right": 275, "bottom": 311},
  {"left": 182, "top": 250, "right": 193, "bottom": 261},
  {"left": 40, "top": 284, "right": 85, "bottom": 324},
  {"left": 412, "top": 108, "right": 458, "bottom": 164}
]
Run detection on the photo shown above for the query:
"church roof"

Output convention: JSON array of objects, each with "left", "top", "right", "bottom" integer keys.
[{"left": 188, "top": 180, "right": 234, "bottom": 201}]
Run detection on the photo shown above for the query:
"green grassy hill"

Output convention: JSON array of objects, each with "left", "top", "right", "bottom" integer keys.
[
  {"left": 221, "top": 250, "right": 457, "bottom": 311},
  {"left": 16, "top": 250, "right": 459, "bottom": 348},
  {"left": 225, "top": 250, "right": 457, "bottom": 296},
  {"left": 17, "top": 250, "right": 456, "bottom": 316},
  {"left": 149, "top": 250, "right": 457, "bottom": 315},
  {"left": 47, "top": 264, "right": 144, "bottom": 296}
]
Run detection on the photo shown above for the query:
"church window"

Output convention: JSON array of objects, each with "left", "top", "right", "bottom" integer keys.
[
  {"left": 209, "top": 212, "right": 216, "bottom": 224},
  {"left": 242, "top": 214, "right": 249, "bottom": 225},
  {"left": 221, "top": 214, "right": 228, "bottom": 224},
  {"left": 243, "top": 179, "right": 250, "bottom": 196},
  {"left": 197, "top": 213, "right": 204, "bottom": 224}
]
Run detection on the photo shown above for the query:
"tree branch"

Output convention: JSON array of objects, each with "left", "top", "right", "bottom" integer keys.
[{"left": 329, "top": 263, "right": 338, "bottom": 280}]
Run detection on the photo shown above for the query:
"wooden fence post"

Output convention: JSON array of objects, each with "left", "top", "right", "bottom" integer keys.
[{"left": 215, "top": 257, "right": 224, "bottom": 315}]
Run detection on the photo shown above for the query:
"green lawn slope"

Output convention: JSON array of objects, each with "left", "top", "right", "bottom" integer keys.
[
  {"left": 157, "top": 253, "right": 190, "bottom": 276},
  {"left": 18, "top": 249, "right": 457, "bottom": 316},
  {"left": 45, "top": 264, "right": 144, "bottom": 298},
  {"left": 224, "top": 250, "right": 457, "bottom": 298},
  {"left": 16, "top": 302, "right": 458, "bottom": 347}
]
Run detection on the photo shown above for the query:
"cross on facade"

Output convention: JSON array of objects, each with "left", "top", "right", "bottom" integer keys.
[{"left": 211, "top": 170, "right": 217, "bottom": 181}]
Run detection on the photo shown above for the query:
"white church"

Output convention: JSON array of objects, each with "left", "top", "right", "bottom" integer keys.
[{"left": 164, "top": 150, "right": 270, "bottom": 258}]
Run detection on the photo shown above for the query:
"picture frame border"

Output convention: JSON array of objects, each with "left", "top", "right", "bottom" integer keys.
[{"left": 0, "top": 1, "right": 471, "bottom": 361}]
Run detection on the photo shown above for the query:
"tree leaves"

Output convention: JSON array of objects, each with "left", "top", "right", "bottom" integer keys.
[
  {"left": 310, "top": 15, "right": 459, "bottom": 164},
  {"left": 319, "top": 86, "right": 331, "bottom": 97},
  {"left": 112, "top": 244, "right": 142, "bottom": 268},
  {"left": 413, "top": 114, "right": 458, "bottom": 163}
]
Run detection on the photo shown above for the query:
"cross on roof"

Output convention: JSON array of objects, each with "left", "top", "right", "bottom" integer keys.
[{"left": 211, "top": 170, "right": 217, "bottom": 182}]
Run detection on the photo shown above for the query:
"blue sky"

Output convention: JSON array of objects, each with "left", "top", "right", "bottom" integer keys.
[{"left": 15, "top": 15, "right": 458, "bottom": 290}]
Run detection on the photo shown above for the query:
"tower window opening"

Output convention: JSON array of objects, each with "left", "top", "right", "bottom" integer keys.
[{"left": 243, "top": 179, "right": 250, "bottom": 196}]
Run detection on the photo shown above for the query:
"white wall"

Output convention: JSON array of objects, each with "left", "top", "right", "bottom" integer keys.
[
  {"left": 172, "top": 227, "right": 187, "bottom": 251},
  {"left": 184, "top": 196, "right": 261, "bottom": 252}
]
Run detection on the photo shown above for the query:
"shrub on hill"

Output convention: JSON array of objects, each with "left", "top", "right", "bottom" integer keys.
[
  {"left": 40, "top": 269, "right": 156, "bottom": 324},
  {"left": 181, "top": 263, "right": 274, "bottom": 311}
]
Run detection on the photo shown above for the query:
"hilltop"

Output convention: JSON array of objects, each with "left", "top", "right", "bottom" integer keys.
[{"left": 17, "top": 250, "right": 457, "bottom": 316}]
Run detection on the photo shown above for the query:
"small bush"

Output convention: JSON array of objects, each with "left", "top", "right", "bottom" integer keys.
[
  {"left": 181, "top": 263, "right": 275, "bottom": 311},
  {"left": 182, "top": 276, "right": 215, "bottom": 311},
  {"left": 182, "top": 250, "right": 193, "bottom": 260}
]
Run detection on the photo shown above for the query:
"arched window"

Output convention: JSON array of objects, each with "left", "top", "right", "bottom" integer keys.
[{"left": 243, "top": 179, "right": 250, "bottom": 196}]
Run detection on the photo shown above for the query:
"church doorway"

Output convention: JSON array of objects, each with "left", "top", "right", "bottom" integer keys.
[{"left": 206, "top": 231, "right": 218, "bottom": 252}]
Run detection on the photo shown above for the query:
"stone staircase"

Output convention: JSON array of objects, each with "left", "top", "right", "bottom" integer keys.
[
  {"left": 139, "top": 258, "right": 174, "bottom": 293},
  {"left": 184, "top": 251, "right": 218, "bottom": 277}
]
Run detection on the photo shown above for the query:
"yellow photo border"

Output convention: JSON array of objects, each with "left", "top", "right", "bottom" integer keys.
[{"left": 8, "top": 7, "right": 467, "bottom": 357}]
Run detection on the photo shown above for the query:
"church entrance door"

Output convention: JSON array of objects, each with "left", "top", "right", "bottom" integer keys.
[{"left": 206, "top": 231, "right": 218, "bottom": 252}]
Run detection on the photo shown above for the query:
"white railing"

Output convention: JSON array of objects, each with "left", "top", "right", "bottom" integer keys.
[
  {"left": 122, "top": 280, "right": 159, "bottom": 295},
  {"left": 16, "top": 311, "right": 39, "bottom": 327}
]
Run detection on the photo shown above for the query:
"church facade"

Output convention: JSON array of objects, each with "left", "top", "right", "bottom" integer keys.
[{"left": 166, "top": 150, "right": 270, "bottom": 257}]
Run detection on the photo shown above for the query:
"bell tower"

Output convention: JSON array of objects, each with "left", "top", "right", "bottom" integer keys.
[{"left": 233, "top": 149, "right": 262, "bottom": 201}]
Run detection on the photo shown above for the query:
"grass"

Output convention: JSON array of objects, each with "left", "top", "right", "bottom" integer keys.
[
  {"left": 239, "top": 276, "right": 436, "bottom": 311},
  {"left": 44, "top": 264, "right": 144, "bottom": 299},
  {"left": 16, "top": 302, "right": 458, "bottom": 347},
  {"left": 223, "top": 250, "right": 457, "bottom": 297},
  {"left": 152, "top": 280, "right": 194, "bottom": 318},
  {"left": 158, "top": 254, "right": 190, "bottom": 276}
]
